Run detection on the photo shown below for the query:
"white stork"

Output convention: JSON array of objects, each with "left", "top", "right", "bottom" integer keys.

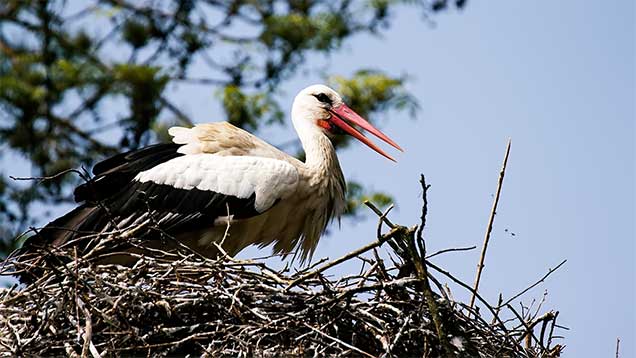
[{"left": 21, "top": 84, "right": 402, "bottom": 263}]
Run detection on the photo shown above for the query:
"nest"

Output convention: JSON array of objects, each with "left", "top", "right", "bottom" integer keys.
[{"left": 0, "top": 183, "right": 565, "bottom": 357}]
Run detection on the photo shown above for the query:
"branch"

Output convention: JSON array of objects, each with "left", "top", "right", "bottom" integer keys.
[
  {"left": 414, "top": 175, "right": 453, "bottom": 356},
  {"left": 285, "top": 225, "right": 406, "bottom": 291},
  {"left": 499, "top": 259, "right": 567, "bottom": 309},
  {"left": 364, "top": 200, "right": 395, "bottom": 228},
  {"left": 469, "top": 138, "right": 512, "bottom": 309},
  {"left": 426, "top": 246, "right": 476, "bottom": 259},
  {"left": 616, "top": 337, "right": 620, "bottom": 358},
  {"left": 425, "top": 260, "right": 510, "bottom": 335},
  {"left": 9, "top": 169, "right": 89, "bottom": 184}
]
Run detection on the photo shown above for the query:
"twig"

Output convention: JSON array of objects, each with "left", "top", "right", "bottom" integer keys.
[
  {"left": 9, "top": 168, "right": 87, "bottom": 183},
  {"left": 415, "top": 175, "right": 453, "bottom": 356},
  {"left": 546, "top": 311, "right": 560, "bottom": 349},
  {"left": 426, "top": 260, "right": 509, "bottom": 333},
  {"left": 506, "top": 303, "right": 542, "bottom": 349},
  {"left": 616, "top": 337, "right": 620, "bottom": 358},
  {"left": 364, "top": 200, "right": 395, "bottom": 228},
  {"left": 78, "top": 299, "right": 100, "bottom": 358},
  {"left": 285, "top": 226, "right": 406, "bottom": 290},
  {"left": 0, "top": 173, "right": 564, "bottom": 357},
  {"left": 499, "top": 259, "right": 567, "bottom": 308},
  {"left": 426, "top": 246, "right": 477, "bottom": 259},
  {"left": 303, "top": 323, "right": 375, "bottom": 358},
  {"left": 416, "top": 174, "right": 431, "bottom": 245},
  {"left": 469, "top": 138, "right": 512, "bottom": 309},
  {"left": 536, "top": 311, "right": 556, "bottom": 348}
]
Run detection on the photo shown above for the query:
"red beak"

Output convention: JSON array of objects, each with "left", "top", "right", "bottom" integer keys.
[{"left": 329, "top": 104, "right": 403, "bottom": 162}]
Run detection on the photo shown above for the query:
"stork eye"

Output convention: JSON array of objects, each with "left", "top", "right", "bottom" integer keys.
[{"left": 313, "top": 93, "right": 332, "bottom": 105}]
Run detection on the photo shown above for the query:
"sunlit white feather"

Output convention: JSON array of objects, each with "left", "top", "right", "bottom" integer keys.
[{"left": 134, "top": 154, "right": 299, "bottom": 212}]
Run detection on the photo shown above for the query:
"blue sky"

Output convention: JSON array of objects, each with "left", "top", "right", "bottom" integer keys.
[
  {"left": 237, "top": 1, "right": 633, "bottom": 356},
  {"left": 3, "top": 1, "right": 633, "bottom": 356}
]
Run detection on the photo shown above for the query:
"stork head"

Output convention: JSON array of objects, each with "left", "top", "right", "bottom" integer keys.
[{"left": 292, "top": 84, "right": 403, "bottom": 161}]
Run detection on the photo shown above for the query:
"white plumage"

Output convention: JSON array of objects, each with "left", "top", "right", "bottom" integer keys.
[
  {"left": 21, "top": 84, "right": 402, "bottom": 263},
  {"left": 134, "top": 155, "right": 299, "bottom": 212}
]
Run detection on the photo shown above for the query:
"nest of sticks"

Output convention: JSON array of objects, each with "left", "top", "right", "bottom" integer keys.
[{"left": 0, "top": 177, "right": 566, "bottom": 357}]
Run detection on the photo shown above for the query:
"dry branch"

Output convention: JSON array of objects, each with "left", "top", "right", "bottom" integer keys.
[
  {"left": 0, "top": 173, "right": 565, "bottom": 357},
  {"left": 470, "top": 139, "right": 512, "bottom": 309}
]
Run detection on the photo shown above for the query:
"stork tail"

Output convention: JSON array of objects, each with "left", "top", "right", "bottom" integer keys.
[{"left": 19, "top": 204, "right": 106, "bottom": 253}]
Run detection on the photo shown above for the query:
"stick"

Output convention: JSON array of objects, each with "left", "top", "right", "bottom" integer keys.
[
  {"left": 506, "top": 303, "right": 542, "bottom": 349},
  {"left": 546, "top": 311, "right": 559, "bottom": 349},
  {"left": 415, "top": 175, "right": 453, "bottom": 356},
  {"left": 285, "top": 226, "right": 406, "bottom": 290},
  {"left": 303, "top": 323, "right": 375, "bottom": 358},
  {"left": 364, "top": 200, "right": 395, "bottom": 228},
  {"left": 426, "top": 260, "right": 509, "bottom": 333},
  {"left": 426, "top": 246, "right": 476, "bottom": 259},
  {"left": 9, "top": 168, "right": 87, "bottom": 183},
  {"left": 499, "top": 259, "right": 567, "bottom": 308},
  {"left": 469, "top": 138, "right": 511, "bottom": 309}
]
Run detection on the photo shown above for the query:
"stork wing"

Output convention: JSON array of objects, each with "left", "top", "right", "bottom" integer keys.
[
  {"left": 74, "top": 143, "right": 183, "bottom": 202},
  {"left": 131, "top": 154, "right": 298, "bottom": 214},
  {"left": 69, "top": 128, "right": 299, "bottom": 242},
  {"left": 168, "top": 122, "right": 297, "bottom": 162},
  {"left": 21, "top": 123, "right": 300, "bottom": 263}
]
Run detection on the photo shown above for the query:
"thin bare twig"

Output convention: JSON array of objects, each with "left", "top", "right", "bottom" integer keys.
[
  {"left": 364, "top": 200, "right": 395, "bottom": 228},
  {"left": 415, "top": 175, "right": 453, "bottom": 356},
  {"left": 303, "top": 323, "right": 375, "bottom": 358},
  {"left": 470, "top": 138, "right": 512, "bottom": 309},
  {"left": 616, "top": 337, "right": 620, "bottom": 358},
  {"left": 285, "top": 225, "right": 406, "bottom": 290},
  {"left": 426, "top": 245, "right": 477, "bottom": 259},
  {"left": 499, "top": 259, "right": 567, "bottom": 308},
  {"left": 9, "top": 168, "right": 88, "bottom": 183},
  {"left": 0, "top": 173, "right": 564, "bottom": 357}
]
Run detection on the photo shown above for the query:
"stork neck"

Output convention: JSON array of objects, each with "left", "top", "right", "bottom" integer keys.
[
  {"left": 298, "top": 129, "right": 340, "bottom": 173},
  {"left": 291, "top": 100, "right": 342, "bottom": 175}
]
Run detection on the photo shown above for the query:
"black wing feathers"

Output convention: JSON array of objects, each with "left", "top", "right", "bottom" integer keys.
[
  {"left": 16, "top": 141, "right": 275, "bottom": 283},
  {"left": 23, "top": 141, "right": 271, "bottom": 256},
  {"left": 109, "top": 181, "right": 259, "bottom": 219},
  {"left": 92, "top": 143, "right": 182, "bottom": 176},
  {"left": 74, "top": 143, "right": 183, "bottom": 203}
]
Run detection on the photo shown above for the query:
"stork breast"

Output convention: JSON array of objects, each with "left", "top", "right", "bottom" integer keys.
[{"left": 134, "top": 154, "right": 299, "bottom": 213}]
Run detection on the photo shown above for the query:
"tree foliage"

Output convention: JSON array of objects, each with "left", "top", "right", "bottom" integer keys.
[{"left": 0, "top": 0, "right": 466, "bottom": 254}]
